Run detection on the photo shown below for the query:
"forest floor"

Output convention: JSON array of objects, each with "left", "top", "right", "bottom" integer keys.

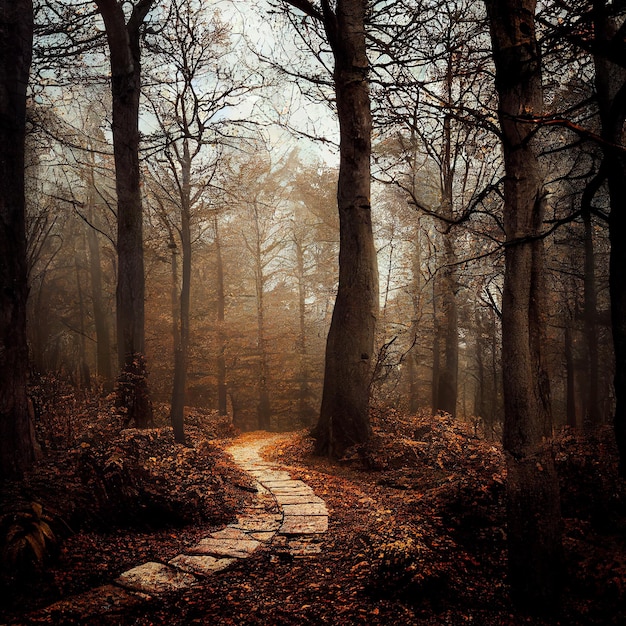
[{"left": 1, "top": 381, "right": 626, "bottom": 625}]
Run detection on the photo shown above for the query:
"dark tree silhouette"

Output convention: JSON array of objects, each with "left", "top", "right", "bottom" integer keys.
[
  {"left": 283, "top": 0, "right": 379, "bottom": 457},
  {"left": 95, "top": 0, "right": 154, "bottom": 427},
  {"left": 0, "top": 0, "right": 37, "bottom": 479},
  {"left": 484, "top": 0, "right": 563, "bottom": 610}
]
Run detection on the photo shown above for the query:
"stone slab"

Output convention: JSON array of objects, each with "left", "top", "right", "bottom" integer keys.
[
  {"left": 210, "top": 527, "right": 250, "bottom": 541},
  {"left": 262, "top": 479, "right": 308, "bottom": 489},
  {"left": 252, "top": 482, "right": 271, "bottom": 495},
  {"left": 274, "top": 493, "right": 325, "bottom": 505},
  {"left": 115, "top": 562, "right": 196, "bottom": 595},
  {"left": 282, "top": 503, "right": 328, "bottom": 516},
  {"left": 189, "top": 537, "right": 261, "bottom": 558},
  {"left": 248, "top": 530, "right": 277, "bottom": 542},
  {"left": 247, "top": 494, "right": 280, "bottom": 510},
  {"left": 250, "top": 470, "right": 292, "bottom": 482},
  {"left": 27, "top": 584, "right": 151, "bottom": 621},
  {"left": 267, "top": 485, "right": 314, "bottom": 497},
  {"left": 169, "top": 554, "right": 235, "bottom": 576},
  {"left": 280, "top": 515, "right": 328, "bottom": 535},
  {"left": 232, "top": 513, "right": 282, "bottom": 532}
]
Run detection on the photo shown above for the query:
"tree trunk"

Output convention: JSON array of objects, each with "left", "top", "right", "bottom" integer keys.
[
  {"left": 295, "top": 232, "right": 314, "bottom": 425},
  {"left": 408, "top": 220, "right": 423, "bottom": 414},
  {"left": 592, "top": 3, "right": 626, "bottom": 475},
  {"left": 433, "top": 106, "right": 459, "bottom": 417},
  {"left": 608, "top": 161, "right": 626, "bottom": 475},
  {"left": 251, "top": 201, "right": 271, "bottom": 431},
  {"left": 85, "top": 202, "right": 113, "bottom": 391},
  {"left": 431, "top": 274, "right": 441, "bottom": 413},
  {"left": 215, "top": 219, "right": 227, "bottom": 417},
  {"left": 0, "top": 0, "right": 36, "bottom": 479},
  {"left": 74, "top": 246, "right": 91, "bottom": 389},
  {"left": 582, "top": 206, "right": 600, "bottom": 429},
  {"left": 314, "top": 0, "right": 379, "bottom": 457},
  {"left": 169, "top": 142, "right": 192, "bottom": 444},
  {"left": 484, "top": 0, "right": 563, "bottom": 610},
  {"left": 564, "top": 324, "right": 578, "bottom": 428},
  {"left": 474, "top": 312, "right": 486, "bottom": 424},
  {"left": 434, "top": 236, "right": 459, "bottom": 417},
  {"left": 490, "top": 308, "right": 500, "bottom": 440},
  {"left": 96, "top": 0, "right": 153, "bottom": 428}
]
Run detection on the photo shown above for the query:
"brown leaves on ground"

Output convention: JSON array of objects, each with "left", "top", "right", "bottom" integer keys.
[
  {"left": 252, "top": 410, "right": 625, "bottom": 626},
  {"left": 2, "top": 391, "right": 626, "bottom": 625},
  {"left": 0, "top": 379, "right": 253, "bottom": 622}
]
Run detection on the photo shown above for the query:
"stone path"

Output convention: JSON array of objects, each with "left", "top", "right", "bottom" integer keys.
[{"left": 27, "top": 433, "right": 328, "bottom": 622}]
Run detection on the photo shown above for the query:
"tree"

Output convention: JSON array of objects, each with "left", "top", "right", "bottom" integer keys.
[
  {"left": 95, "top": 0, "right": 155, "bottom": 427},
  {"left": 590, "top": 1, "right": 626, "bottom": 474},
  {"left": 145, "top": 0, "right": 257, "bottom": 440},
  {"left": 484, "top": 0, "right": 563, "bottom": 610},
  {"left": 0, "top": 0, "right": 37, "bottom": 478},
  {"left": 369, "top": 0, "right": 503, "bottom": 419},
  {"left": 281, "top": 0, "right": 379, "bottom": 457}
]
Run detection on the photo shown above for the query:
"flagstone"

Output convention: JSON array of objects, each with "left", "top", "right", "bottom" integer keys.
[
  {"left": 262, "top": 479, "right": 308, "bottom": 488},
  {"left": 280, "top": 515, "right": 328, "bottom": 535},
  {"left": 232, "top": 513, "right": 282, "bottom": 532},
  {"left": 268, "top": 485, "right": 315, "bottom": 496},
  {"left": 189, "top": 537, "right": 261, "bottom": 558},
  {"left": 115, "top": 562, "right": 196, "bottom": 595},
  {"left": 210, "top": 527, "right": 251, "bottom": 541},
  {"left": 169, "top": 554, "right": 235, "bottom": 576},
  {"left": 248, "top": 530, "right": 278, "bottom": 542},
  {"left": 250, "top": 470, "right": 292, "bottom": 482},
  {"left": 282, "top": 502, "right": 328, "bottom": 516},
  {"left": 274, "top": 493, "right": 325, "bottom": 505}
]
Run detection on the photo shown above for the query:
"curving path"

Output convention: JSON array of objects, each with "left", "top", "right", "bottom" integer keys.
[{"left": 28, "top": 432, "right": 329, "bottom": 622}]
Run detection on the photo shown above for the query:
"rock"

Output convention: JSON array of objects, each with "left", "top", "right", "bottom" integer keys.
[
  {"left": 189, "top": 537, "right": 261, "bottom": 558},
  {"left": 280, "top": 515, "right": 328, "bottom": 535},
  {"left": 115, "top": 561, "right": 197, "bottom": 595},
  {"left": 169, "top": 554, "right": 235, "bottom": 576}
]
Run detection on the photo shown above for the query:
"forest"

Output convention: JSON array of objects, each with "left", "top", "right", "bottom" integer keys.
[{"left": 1, "top": 0, "right": 625, "bottom": 623}]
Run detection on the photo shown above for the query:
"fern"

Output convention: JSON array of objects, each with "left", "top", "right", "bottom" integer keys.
[{"left": 0, "top": 502, "right": 58, "bottom": 572}]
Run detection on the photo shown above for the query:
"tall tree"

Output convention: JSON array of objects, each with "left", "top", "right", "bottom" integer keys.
[
  {"left": 282, "top": 0, "right": 379, "bottom": 457},
  {"left": 591, "top": 0, "right": 626, "bottom": 474},
  {"left": 145, "top": 0, "right": 257, "bottom": 439},
  {"left": 484, "top": 0, "right": 563, "bottom": 610},
  {"left": 95, "top": 0, "right": 154, "bottom": 427},
  {"left": 214, "top": 215, "right": 227, "bottom": 417},
  {"left": 0, "top": 0, "right": 37, "bottom": 478}
]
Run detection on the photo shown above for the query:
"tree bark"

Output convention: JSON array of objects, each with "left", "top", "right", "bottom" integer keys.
[
  {"left": 582, "top": 205, "right": 601, "bottom": 428},
  {"left": 408, "top": 220, "right": 423, "bottom": 414},
  {"left": 215, "top": 218, "right": 228, "bottom": 417},
  {"left": 294, "top": 230, "right": 314, "bottom": 425},
  {"left": 433, "top": 236, "right": 459, "bottom": 416},
  {"left": 169, "top": 140, "right": 192, "bottom": 444},
  {"left": 96, "top": 0, "right": 153, "bottom": 428},
  {"left": 433, "top": 105, "right": 459, "bottom": 417},
  {"left": 592, "top": 2, "right": 626, "bottom": 475},
  {"left": 564, "top": 323, "right": 578, "bottom": 428},
  {"left": 251, "top": 200, "right": 271, "bottom": 431},
  {"left": 85, "top": 176, "right": 113, "bottom": 391},
  {"left": 308, "top": 0, "right": 379, "bottom": 457},
  {"left": 484, "top": 0, "right": 563, "bottom": 610},
  {"left": 0, "top": 0, "right": 36, "bottom": 479}
]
